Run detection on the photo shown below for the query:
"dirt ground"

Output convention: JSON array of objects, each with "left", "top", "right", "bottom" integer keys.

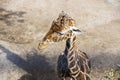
[{"left": 0, "top": 0, "right": 120, "bottom": 80}]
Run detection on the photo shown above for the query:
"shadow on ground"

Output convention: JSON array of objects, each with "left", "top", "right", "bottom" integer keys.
[
  {"left": 0, "top": 45, "right": 120, "bottom": 80},
  {"left": 90, "top": 52, "right": 120, "bottom": 80},
  {"left": 91, "top": 53, "right": 120, "bottom": 70},
  {"left": 0, "top": 8, "right": 25, "bottom": 26},
  {"left": 0, "top": 45, "right": 57, "bottom": 80}
]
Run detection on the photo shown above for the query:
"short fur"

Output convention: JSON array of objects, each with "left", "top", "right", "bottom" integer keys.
[{"left": 57, "top": 35, "right": 91, "bottom": 80}]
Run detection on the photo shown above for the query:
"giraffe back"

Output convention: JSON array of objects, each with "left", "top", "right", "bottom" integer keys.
[
  {"left": 57, "top": 35, "right": 91, "bottom": 80},
  {"left": 57, "top": 50, "right": 91, "bottom": 80}
]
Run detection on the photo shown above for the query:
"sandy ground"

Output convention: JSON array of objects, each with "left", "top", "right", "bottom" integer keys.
[{"left": 0, "top": 0, "right": 120, "bottom": 80}]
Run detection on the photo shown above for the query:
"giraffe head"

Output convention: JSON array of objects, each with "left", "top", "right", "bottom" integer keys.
[{"left": 38, "top": 11, "right": 81, "bottom": 50}]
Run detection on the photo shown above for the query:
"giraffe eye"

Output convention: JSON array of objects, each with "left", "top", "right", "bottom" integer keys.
[
  {"left": 72, "top": 29, "right": 81, "bottom": 32},
  {"left": 58, "top": 32, "right": 64, "bottom": 35}
]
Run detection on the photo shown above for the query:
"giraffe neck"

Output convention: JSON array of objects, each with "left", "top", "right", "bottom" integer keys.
[
  {"left": 64, "top": 35, "right": 81, "bottom": 79},
  {"left": 64, "top": 35, "right": 77, "bottom": 55}
]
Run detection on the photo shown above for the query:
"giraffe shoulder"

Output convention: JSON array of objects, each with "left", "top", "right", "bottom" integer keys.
[
  {"left": 78, "top": 50, "right": 89, "bottom": 59},
  {"left": 77, "top": 50, "right": 91, "bottom": 73}
]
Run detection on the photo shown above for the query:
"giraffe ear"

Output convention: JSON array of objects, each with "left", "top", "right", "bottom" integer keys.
[{"left": 70, "top": 26, "right": 81, "bottom": 35}]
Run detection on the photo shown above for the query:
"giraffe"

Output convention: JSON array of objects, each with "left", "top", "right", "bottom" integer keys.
[
  {"left": 38, "top": 11, "right": 91, "bottom": 80},
  {"left": 38, "top": 11, "right": 76, "bottom": 50},
  {"left": 57, "top": 30, "right": 91, "bottom": 80}
]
